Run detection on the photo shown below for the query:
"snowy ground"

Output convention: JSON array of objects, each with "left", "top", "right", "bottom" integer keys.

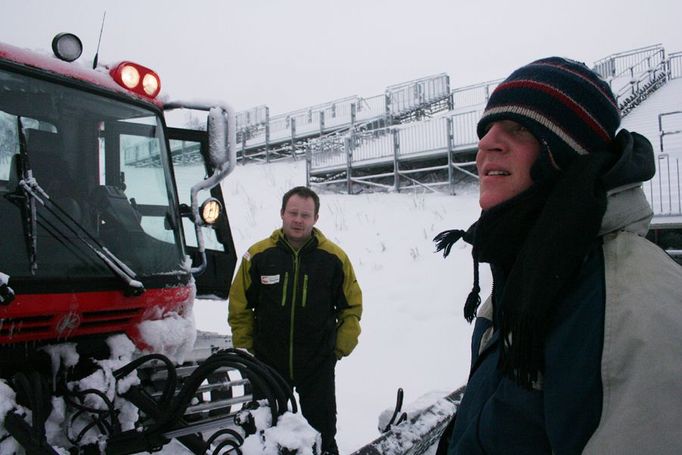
[{"left": 194, "top": 159, "right": 489, "bottom": 453}]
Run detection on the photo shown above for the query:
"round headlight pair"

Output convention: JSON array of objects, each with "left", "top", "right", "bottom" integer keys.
[
  {"left": 111, "top": 61, "right": 161, "bottom": 98},
  {"left": 118, "top": 64, "right": 160, "bottom": 97}
]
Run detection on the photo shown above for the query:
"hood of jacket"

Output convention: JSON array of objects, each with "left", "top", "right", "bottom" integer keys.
[
  {"left": 598, "top": 129, "right": 655, "bottom": 237},
  {"left": 598, "top": 184, "right": 653, "bottom": 237}
]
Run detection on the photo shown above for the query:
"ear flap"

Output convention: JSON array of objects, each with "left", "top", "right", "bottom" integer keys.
[{"left": 530, "top": 142, "right": 562, "bottom": 183}]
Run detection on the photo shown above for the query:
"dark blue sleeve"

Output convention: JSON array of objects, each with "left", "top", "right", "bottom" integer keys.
[{"left": 542, "top": 244, "right": 605, "bottom": 454}]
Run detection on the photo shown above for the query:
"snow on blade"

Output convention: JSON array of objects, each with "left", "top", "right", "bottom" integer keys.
[{"left": 351, "top": 387, "right": 465, "bottom": 455}]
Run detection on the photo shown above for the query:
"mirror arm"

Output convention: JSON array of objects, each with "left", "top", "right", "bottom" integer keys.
[{"left": 187, "top": 106, "right": 236, "bottom": 276}]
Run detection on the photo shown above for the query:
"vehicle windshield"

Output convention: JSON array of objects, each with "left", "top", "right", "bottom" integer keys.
[{"left": 0, "top": 65, "right": 185, "bottom": 282}]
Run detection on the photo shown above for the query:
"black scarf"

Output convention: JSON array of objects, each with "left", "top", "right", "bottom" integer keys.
[{"left": 436, "top": 153, "right": 611, "bottom": 389}]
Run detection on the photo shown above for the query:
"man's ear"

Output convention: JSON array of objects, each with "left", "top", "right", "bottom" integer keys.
[{"left": 314, "top": 213, "right": 319, "bottom": 224}]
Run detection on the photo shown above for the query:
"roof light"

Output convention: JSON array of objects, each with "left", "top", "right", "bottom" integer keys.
[
  {"left": 110, "top": 61, "right": 162, "bottom": 99},
  {"left": 120, "top": 65, "right": 140, "bottom": 89},
  {"left": 142, "top": 73, "right": 160, "bottom": 97},
  {"left": 52, "top": 33, "right": 83, "bottom": 62},
  {"left": 200, "top": 198, "right": 222, "bottom": 225}
]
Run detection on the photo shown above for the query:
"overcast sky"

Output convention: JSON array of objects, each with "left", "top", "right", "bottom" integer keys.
[{"left": 2, "top": 0, "right": 681, "bottom": 115}]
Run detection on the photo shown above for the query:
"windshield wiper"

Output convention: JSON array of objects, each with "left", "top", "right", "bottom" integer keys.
[
  {"left": 17, "top": 179, "right": 145, "bottom": 296},
  {"left": 16, "top": 123, "right": 38, "bottom": 275}
]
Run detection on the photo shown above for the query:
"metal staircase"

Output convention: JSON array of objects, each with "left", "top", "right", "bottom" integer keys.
[{"left": 593, "top": 44, "right": 670, "bottom": 116}]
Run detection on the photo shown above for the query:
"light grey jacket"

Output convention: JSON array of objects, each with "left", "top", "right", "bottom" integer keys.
[{"left": 584, "top": 184, "right": 682, "bottom": 454}]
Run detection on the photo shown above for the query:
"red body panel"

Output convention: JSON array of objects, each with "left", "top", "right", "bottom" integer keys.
[{"left": 0, "top": 285, "right": 194, "bottom": 346}]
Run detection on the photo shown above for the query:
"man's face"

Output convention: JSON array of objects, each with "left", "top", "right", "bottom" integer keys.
[
  {"left": 476, "top": 120, "right": 542, "bottom": 210},
  {"left": 281, "top": 194, "right": 318, "bottom": 248}
]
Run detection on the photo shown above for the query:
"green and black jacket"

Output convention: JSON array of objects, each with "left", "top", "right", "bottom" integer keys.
[{"left": 228, "top": 228, "right": 362, "bottom": 382}]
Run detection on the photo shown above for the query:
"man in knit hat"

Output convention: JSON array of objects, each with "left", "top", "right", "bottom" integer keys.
[{"left": 435, "top": 57, "right": 682, "bottom": 454}]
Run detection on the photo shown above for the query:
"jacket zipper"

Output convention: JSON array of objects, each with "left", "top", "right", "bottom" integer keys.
[{"left": 289, "top": 252, "right": 300, "bottom": 380}]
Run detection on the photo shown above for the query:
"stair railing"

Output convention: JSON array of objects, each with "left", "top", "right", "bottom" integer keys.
[
  {"left": 450, "top": 78, "right": 503, "bottom": 110},
  {"left": 610, "top": 54, "right": 668, "bottom": 116},
  {"left": 593, "top": 44, "right": 664, "bottom": 78},
  {"left": 645, "top": 111, "right": 682, "bottom": 216},
  {"left": 668, "top": 52, "right": 682, "bottom": 80}
]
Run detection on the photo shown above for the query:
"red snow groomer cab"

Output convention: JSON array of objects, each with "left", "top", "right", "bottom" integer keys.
[{"left": 0, "top": 35, "right": 295, "bottom": 454}]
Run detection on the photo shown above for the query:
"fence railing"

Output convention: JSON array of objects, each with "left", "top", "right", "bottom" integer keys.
[
  {"left": 593, "top": 44, "right": 664, "bottom": 79},
  {"left": 658, "top": 111, "right": 682, "bottom": 155},
  {"left": 235, "top": 95, "right": 367, "bottom": 153},
  {"left": 309, "top": 109, "right": 481, "bottom": 173},
  {"left": 641, "top": 110, "right": 682, "bottom": 217},
  {"left": 594, "top": 45, "right": 669, "bottom": 116},
  {"left": 235, "top": 74, "right": 453, "bottom": 156},
  {"left": 450, "top": 79, "right": 502, "bottom": 110},
  {"left": 385, "top": 73, "right": 451, "bottom": 117},
  {"left": 356, "top": 94, "right": 386, "bottom": 122},
  {"left": 646, "top": 154, "right": 682, "bottom": 216},
  {"left": 235, "top": 105, "right": 268, "bottom": 130},
  {"left": 668, "top": 52, "right": 682, "bottom": 79}
]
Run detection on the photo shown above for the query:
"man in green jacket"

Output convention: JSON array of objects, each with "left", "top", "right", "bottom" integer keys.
[{"left": 228, "top": 186, "right": 362, "bottom": 455}]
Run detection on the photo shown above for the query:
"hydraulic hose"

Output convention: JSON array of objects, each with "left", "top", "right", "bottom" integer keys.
[
  {"left": 113, "top": 353, "right": 178, "bottom": 407},
  {"left": 4, "top": 371, "right": 59, "bottom": 455}
]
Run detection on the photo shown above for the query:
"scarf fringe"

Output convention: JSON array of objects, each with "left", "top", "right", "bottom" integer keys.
[
  {"left": 464, "top": 257, "right": 481, "bottom": 322},
  {"left": 433, "top": 229, "right": 466, "bottom": 258}
]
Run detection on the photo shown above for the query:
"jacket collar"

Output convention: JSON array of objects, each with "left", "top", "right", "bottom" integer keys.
[
  {"left": 271, "top": 227, "right": 324, "bottom": 252},
  {"left": 599, "top": 184, "right": 653, "bottom": 237}
]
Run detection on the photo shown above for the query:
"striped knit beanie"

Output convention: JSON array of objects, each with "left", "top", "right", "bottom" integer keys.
[{"left": 477, "top": 57, "right": 621, "bottom": 171}]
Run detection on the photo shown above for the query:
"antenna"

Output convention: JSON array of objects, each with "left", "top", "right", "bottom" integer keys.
[{"left": 92, "top": 11, "right": 107, "bottom": 69}]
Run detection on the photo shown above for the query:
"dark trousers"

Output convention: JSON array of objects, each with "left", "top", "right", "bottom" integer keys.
[
  {"left": 293, "top": 356, "right": 338, "bottom": 452},
  {"left": 254, "top": 352, "right": 338, "bottom": 452}
]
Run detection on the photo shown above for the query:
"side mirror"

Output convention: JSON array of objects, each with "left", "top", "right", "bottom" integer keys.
[
  {"left": 207, "top": 107, "right": 235, "bottom": 172},
  {"left": 164, "top": 101, "right": 236, "bottom": 176}
]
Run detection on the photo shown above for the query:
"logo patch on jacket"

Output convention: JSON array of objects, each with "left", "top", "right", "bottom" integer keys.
[{"left": 261, "top": 274, "right": 280, "bottom": 285}]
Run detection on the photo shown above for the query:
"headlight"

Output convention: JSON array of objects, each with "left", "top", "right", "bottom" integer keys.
[
  {"left": 200, "top": 198, "right": 222, "bottom": 225},
  {"left": 142, "top": 73, "right": 160, "bottom": 97},
  {"left": 120, "top": 65, "right": 141, "bottom": 89},
  {"left": 51, "top": 33, "right": 83, "bottom": 62}
]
